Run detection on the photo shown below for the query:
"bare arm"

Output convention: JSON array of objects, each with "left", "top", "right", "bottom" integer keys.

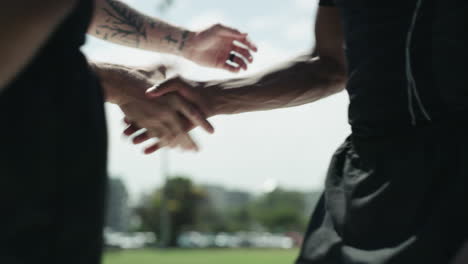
[
  {"left": 149, "top": 7, "right": 347, "bottom": 117},
  {"left": 89, "top": 0, "right": 257, "bottom": 72},
  {"left": 0, "top": 0, "right": 77, "bottom": 92},
  {"left": 89, "top": 0, "right": 188, "bottom": 55},
  {"left": 89, "top": 61, "right": 215, "bottom": 153},
  {"left": 206, "top": 7, "right": 347, "bottom": 115},
  {"left": 89, "top": 61, "right": 161, "bottom": 105},
  {"left": 127, "top": 6, "right": 347, "bottom": 153}
]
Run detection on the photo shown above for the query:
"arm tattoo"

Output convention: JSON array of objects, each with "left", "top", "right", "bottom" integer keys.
[
  {"left": 99, "top": 0, "right": 148, "bottom": 47},
  {"left": 164, "top": 34, "right": 179, "bottom": 44},
  {"left": 178, "top": 30, "right": 190, "bottom": 51}
]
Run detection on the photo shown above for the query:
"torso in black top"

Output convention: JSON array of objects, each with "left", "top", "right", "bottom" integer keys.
[
  {"left": 0, "top": 1, "right": 107, "bottom": 263},
  {"left": 296, "top": 2, "right": 468, "bottom": 264},
  {"left": 319, "top": 0, "right": 468, "bottom": 135}
]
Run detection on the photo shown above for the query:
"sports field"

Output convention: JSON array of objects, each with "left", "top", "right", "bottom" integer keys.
[{"left": 104, "top": 249, "right": 299, "bottom": 264}]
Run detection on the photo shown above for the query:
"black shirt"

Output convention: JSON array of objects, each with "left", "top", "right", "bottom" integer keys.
[
  {"left": 0, "top": 1, "right": 108, "bottom": 263},
  {"left": 319, "top": 0, "right": 468, "bottom": 134},
  {"left": 319, "top": 0, "right": 335, "bottom": 6},
  {"left": 297, "top": 4, "right": 468, "bottom": 264}
]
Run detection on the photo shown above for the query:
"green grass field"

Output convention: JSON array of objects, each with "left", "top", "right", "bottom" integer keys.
[{"left": 104, "top": 249, "right": 300, "bottom": 264}]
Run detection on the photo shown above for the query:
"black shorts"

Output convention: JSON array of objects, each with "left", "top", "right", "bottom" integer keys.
[{"left": 297, "top": 120, "right": 468, "bottom": 263}]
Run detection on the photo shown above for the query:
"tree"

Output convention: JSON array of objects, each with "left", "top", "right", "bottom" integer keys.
[
  {"left": 202, "top": 185, "right": 253, "bottom": 232},
  {"left": 135, "top": 176, "right": 208, "bottom": 247},
  {"left": 251, "top": 188, "right": 308, "bottom": 233},
  {"left": 106, "top": 177, "right": 130, "bottom": 232}
]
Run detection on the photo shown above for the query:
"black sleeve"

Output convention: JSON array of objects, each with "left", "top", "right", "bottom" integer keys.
[{"left": 319, "top": 0, "right": 335, "bottom": 6}]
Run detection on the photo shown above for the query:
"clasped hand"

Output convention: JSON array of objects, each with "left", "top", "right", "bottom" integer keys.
[
  {"left": 123, "top": 79, "right": 216, "bottom": 154},
  {"left": 113, "top": 24, "right": 257, "bottom": 154}
]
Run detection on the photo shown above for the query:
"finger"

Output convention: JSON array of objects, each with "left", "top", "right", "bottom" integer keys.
[
  {"left": 234, "top": 38, "right": 258, "bottom": 52},
  {"left": 144, "top": 143, "right": 162, "bottom": 155},
  {"left": 132, "top": 132, "right": 152, "bottom": 145},
  {"left": 177, "top": 134, "right": 199, "bottom": 152},
  {"left": 123, "top": 124, "right": 142, "bottom": 136},
  {"left": 177, "top": 132, "right": 198, "bottom": 151},
  {"left": 232, "top": 46, "right": 253, "bottom": 62},
  {"left": 154, "top": 135, "right": 177, "bottom": 151},
  {"left": 166, "top": 113, "right": 199, "bottom": 150},
  {"left": 162, "top": 121, "right": 178, "bottom": 141},
  {"left": 148, "top": 77, "right": 212, "bottom": 118},
  {"left": 185, "top": 123, "right": 196, "bottom": 133},
  {"left": 215, "top": 24, "right": 247, "bottom": 38},
  {"left": 223, "top": 62, "right": 241, "bottom": 73},
  {"left": 173, "top": 97, "right": 214, "bottom": 134},
  {"left": 166, "top": 81, "right": 211, "bottom": 116},
  {"left": 162, "top": 117, "right": 195, "bottom": 149},
  {"left": 123, "top": 117, "right": 132, "bottom": 125},
  {"left": 147, "top": 125, "right": 171, "bottom": 142},
  {"left": 146, "top": 83, "right": 177, "bottom": 98},
  {"left": 158, "top": 132, "right": 198, "bottom": 151},
  {"left": 167, "top": 134, "right": 198, "bottom": 151},
  {"left": 144, "top": 128, "right": 182, "bottom": 153},
  {"left": 168, "top": 138, "right": 179, "bottom": 148},
  {"left": 228, "top": 55, "right": 248, "bottom": 71}
]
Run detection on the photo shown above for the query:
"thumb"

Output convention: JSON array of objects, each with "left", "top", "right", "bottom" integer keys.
[
  {"left": 217, "top": 25, "right": 248, "bottom": 38},
  {"left": 145, "top": 83, "right": 176, "bottom": 98}
]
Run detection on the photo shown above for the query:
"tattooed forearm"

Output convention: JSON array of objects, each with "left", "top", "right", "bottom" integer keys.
[
  {"left": 90, "top": 0, "right": 194, "bottom": 54},
  {"left": 99, "top": 0, "right": 149, "bottom": 47},
  {"left": 164, "top": 34, "right": 179, "bottom": 45},
  {"left": 178, "top": 30, "right": 190, "bottom": 51}
]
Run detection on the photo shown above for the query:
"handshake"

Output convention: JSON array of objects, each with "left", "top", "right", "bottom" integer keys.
[
  {"left": 121, "top": 69, "right": 220, "bottom": 154},
  {"left": 92, "top": 24, "right": 259, "bottom": 154}
]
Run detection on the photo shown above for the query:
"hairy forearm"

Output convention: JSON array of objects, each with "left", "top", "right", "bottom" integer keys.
[
  {"left": 0, "top": 0, "right": 77, "bottom": 91},
  {"left": 206, "top": 54, "right": 347, "bottom": 115},
  {"left": 89, "top": 0, "right": 193, "bottom": 56},
  {"left": 90, "top": 62, "right": 147, "bottom": 104},
  {"left": 90, "top": 61, "right": 168, "bottom": 106}
]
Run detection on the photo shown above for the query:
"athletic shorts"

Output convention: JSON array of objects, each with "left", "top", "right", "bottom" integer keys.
[{"left": 297, "top": 119, "right": 468, "bottom": 263}]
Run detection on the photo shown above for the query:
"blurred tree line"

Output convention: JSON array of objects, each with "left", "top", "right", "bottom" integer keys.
[
  {"left": 126, "top": 176, "right": 320, "bottom": 247},
  {"left": 106, "top": 178, "right": 130, "bottom": 232}
]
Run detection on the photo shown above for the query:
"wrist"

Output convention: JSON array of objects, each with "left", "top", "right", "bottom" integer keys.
[
  {"left": 202, "top": 82, "right": 241, "bottom": 116},
  {"left": 178, "top": 30, "right": 197, "bottom": 59},
  {"left": 91, "top": 62, "right": 149, "bottom": 105},
  {"left": 90, "top": 62, "right": 120, "bottom": 104}
]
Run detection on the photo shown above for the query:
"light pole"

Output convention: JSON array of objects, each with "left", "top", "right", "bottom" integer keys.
[{"left": 159, "top": 148, "right": 171, "bottom": 248}]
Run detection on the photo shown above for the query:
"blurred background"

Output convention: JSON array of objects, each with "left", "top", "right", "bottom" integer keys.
[{"left": 82, "top": 0, "right": 351, "bottom": 263}]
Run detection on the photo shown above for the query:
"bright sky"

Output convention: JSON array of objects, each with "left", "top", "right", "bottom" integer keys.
[{"left": 82, "top": 0, "right": 351, "bottom": 200}]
